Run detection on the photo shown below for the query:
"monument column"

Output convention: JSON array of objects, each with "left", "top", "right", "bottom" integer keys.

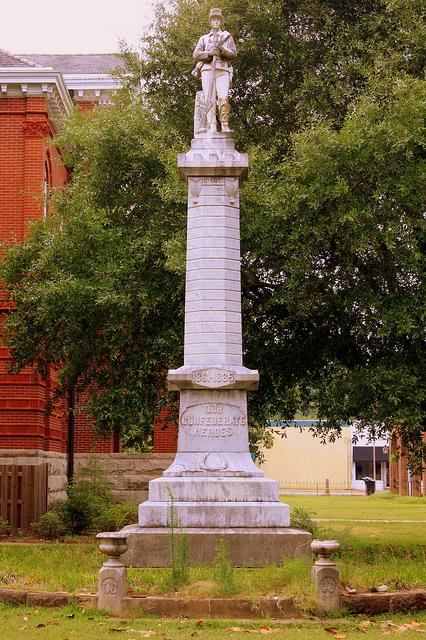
[
  {"left": 138, "top": 131, "right": 290, "bottom": 529},
  {"left": 120, "top": 8, "right": 311, "bottom": 565}
]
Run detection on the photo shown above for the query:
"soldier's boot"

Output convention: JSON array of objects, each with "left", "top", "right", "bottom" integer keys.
[{"left": 219, "top": 99, "right": 231, "bottom": 133}]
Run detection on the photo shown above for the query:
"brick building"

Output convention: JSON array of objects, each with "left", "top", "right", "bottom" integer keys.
[{"left": 0, "top": 50, "right": 125, "bottom": 500}]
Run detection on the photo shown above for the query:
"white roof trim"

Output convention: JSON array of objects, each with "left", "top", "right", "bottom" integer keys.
[
  {"left": 63, "top": 73, "right": 122, "bottom": 91},
  {"left": 0, "top": 67, "right": 73, "bottom": 120}
]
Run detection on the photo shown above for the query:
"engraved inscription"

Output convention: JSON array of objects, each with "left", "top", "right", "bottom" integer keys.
[
  {"left": 101, "top": 578, "right": 118, "bottom": 595},
  {"left": 319, "top": 577, "right": 337, "bottom": 594},
  {"left": 181, "top": 403, "right": 247, "bottom": 438},
  {"left": 202, "top": 177, "right": 224, "bottom": 185},
  {"left": 192, "top": 368, "right": 235, "bottom": 387}
]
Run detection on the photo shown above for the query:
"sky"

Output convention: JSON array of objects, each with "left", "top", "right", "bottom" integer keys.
[{"left": 0, "top": 0, "right": 155, "bottom": 54}]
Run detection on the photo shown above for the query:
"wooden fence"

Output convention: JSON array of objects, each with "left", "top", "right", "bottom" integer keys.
[{"left": 0, "top": 464, "right": 48, "bottom": 535}]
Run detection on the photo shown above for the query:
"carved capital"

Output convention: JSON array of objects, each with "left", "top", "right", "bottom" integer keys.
[{"left": 23, "top": 121, "right": 51, "bottom": 138}]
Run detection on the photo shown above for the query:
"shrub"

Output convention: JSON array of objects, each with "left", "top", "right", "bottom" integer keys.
[
  {"left": 291, "top": 506, "right": 320, "bottom": 537},
  {"left": 54, "top": 478, "right": 113, "bottom": 535},
  {"left": 91, "top": 502, "right": 138, "bottom": 533},
  {"left": 32, "top": 511, "right": 67, "bottom": 539},
  {"left": 0, "top": 516, "right": 9, "bottom": 536}
]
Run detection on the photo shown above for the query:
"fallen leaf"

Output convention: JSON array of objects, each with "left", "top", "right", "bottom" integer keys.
[
  {"left": 138, "top": 632, "right": 156, "bottom": 638},
  {"left": 110, "top": 628, "right": 131, "bottom": 633},
  {"left": 406, "top": 622, "right": 422, "bottom": 629},
  {"left": 324, "top": 628, "right": 340, "bottom": 635},
  {"left": 259, "top": 627, "right": 275, "bottom": 634},
  {"left": 376, "top": 584, "right": 389, "bottom": 592},
  {"left": 19, "top": 626, "right": 27, "bottom": 631},
  {"left": 226, "top": 628, "right": 244, "bottom": 633},
  {"left": 36, "top": 623, "right": 46, "bottom": 629},
  {"left": 196, "top": 620, "right": 204, "bottom": 627},
  {"left": 190, "top": 633, "right": 200, "bottom": 638},
  {"left": 359, "top": 621, "right": 375, "bottom": 629}
]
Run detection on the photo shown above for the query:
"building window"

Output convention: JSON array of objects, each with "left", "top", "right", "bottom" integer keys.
[
  {"left": 43, "top": 154, "right": 52, "bottom": 221},
  {"left": 355, "top": 461, "right": 383, "bottom": 480}
]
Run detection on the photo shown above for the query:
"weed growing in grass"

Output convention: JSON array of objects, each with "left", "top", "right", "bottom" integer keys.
[
  {"left": 213, "top": 539, "right": 237, "bottom": 594},
  {"left": 0, "top": 572, "right": 18, "bottom": 585},
  {"left": 167, "top": 491, "right": 189, "bottom": 591},
  {"left": 291, "top": 506, "right": 320, "bottom": 537}
]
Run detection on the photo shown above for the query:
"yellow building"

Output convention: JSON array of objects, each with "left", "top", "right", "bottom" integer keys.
[{"left": 259, "top": 421, "right": 375, "bottom": 493}]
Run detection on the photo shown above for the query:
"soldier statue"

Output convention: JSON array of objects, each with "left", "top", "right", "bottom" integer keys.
[{"left": 192, "top": 7, "right": 236, "bottom": 134}]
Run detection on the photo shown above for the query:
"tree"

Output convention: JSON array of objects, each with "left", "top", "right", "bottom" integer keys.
[
  {"left": 1, "top": 0, "right": 425, "bottom": 461},
  {"left": 241, "top": 74, "right": 425, "bottom": 467},
  {"left": 1, "top": 103, "right": 185, "bottom": 445}
]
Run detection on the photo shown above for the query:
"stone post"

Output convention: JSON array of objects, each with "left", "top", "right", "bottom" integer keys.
[
  {"left": 311, "top": 540, "right": 341, "bottom": 613},
  {"left": 119, "top": 134, "right": 312, "bottom": 566},
  {"left": 97, "top": 533, "right": 128, "bottom": 616}
]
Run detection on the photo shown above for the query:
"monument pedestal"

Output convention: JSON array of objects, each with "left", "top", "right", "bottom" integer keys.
[
  {"left": 118, "top": 133, "right": 311, "bottom": 565},
  {"left": 121, "top": 526, "right": 311, "bottom": 567}
]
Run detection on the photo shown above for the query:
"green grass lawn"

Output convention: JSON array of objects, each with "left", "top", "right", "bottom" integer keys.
[
  {"left": 0, "top": 604, "right": 425, "bottom": 639},
  {"left": 282, "top": 493, "right": 426, "bottom": 523},
  {"left": 283, "top": 493, "right": 426, "bottom": 544},
  {"left": 0, "top": 493, "right": 424, "bottom": 602}
]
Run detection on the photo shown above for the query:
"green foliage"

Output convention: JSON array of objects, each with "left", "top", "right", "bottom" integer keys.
[
  {"left": 244, "top": 74, "right": 426, "bottom": 466},
  {"left": 53, "top": 480, "right": 110, "bottom": 535},
  {"left": 213, "top": 539, "right": 237, "bottom": 594},
  {"left": 0, "top": 0, "right": 424, "bottom": 458},
  {"left": 32, "top": 511, "right": 67, "bottom": 540},
  {"left": 290, "top": 507, "right": 320, "bottom": 537},
  {"left": 0, "top": 103, "right": 184, "bottom": 443},
  {"left": 137, "top": 0, "right": 425, "bottom": 148},
  {"left": 167, "top": 491, "right": 189, "bottom": 590},
  {"left": 91, "top": 502, "right": 138, "bottom": 533},
  {"left": 0, "top": 517, "right": 8, "bottom": 536}
]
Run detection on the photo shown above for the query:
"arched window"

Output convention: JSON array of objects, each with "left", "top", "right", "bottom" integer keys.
[{"left": 43, "top": 153, "right": 52, "bottom": 222}]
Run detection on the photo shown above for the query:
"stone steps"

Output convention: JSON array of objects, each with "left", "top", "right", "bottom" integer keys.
[
  {"left": 139, "top": 500, "right": 290, "bottom": 528},
  {"left": 148, "top": 476, "right": 280, "bottom": 502}
]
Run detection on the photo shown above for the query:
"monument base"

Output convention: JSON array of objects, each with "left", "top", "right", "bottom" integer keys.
[{"left": 119, "top": 525, "right": 312, "bottom": 567}]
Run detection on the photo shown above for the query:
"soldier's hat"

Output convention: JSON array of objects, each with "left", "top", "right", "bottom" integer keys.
[{"left": 209, "top": 7, "right": 223, "bottom": 20}]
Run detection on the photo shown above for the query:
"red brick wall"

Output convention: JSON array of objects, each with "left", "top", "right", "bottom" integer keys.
[
  {"left": 153, "top": 405, "right": 178, "bottom": 453},
  {"left": 74, "top": 391, "right": 120, "bottom": 453},
  {"left": 0, "top": 96, "right": 68, "bottom": 451},
  {"left": 0, "top": 94, "right": 118, "bottom": 455}
]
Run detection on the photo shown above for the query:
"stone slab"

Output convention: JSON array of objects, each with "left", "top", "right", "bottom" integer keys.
[
  {"left": 0, "top": 589, "right": 27, "bottom": 604},
  {"left": 27, "top": 591, "right": 71, "bottom": 607},
  {"left": 120, "top": 526, "right": 312, "bottom": 567},
  {"left": 148, "top": 476, "right": 279, "bottom": 502},
  {"left": 163, "top": 452, "right": 263, "bottom": 477},
  {"left": 119, "top": 595, "right": 301, "bottom": 619},
  {"left": 139, "top": 501, "right": 290, "bottom": 528},
  {"left": 168, "top": 365, "right": 259, "bottom": 391},
  {"left": 342, "top": 590, "right": 426, "bottom": 615}
]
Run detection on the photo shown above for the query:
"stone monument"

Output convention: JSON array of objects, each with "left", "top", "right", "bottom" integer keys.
[{"left": 120, "top": 7, "right": 311, "bottom": 566}]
